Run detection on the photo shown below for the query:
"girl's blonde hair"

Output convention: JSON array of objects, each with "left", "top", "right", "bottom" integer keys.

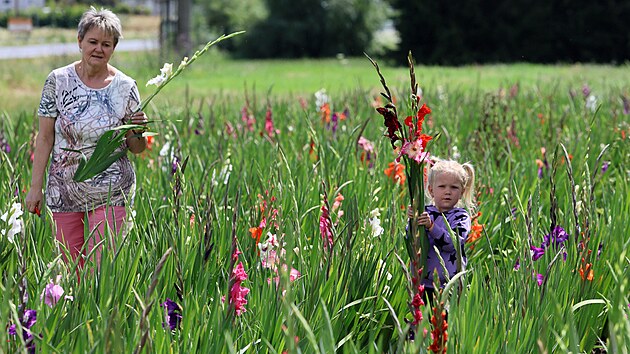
[{"left": 427, "top": 159, "right": 476, "bottom": 212}]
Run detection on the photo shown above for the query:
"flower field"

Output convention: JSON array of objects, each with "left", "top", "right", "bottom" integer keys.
[{"left": 0, "top": 57, "right": 629, "bottom": 353}]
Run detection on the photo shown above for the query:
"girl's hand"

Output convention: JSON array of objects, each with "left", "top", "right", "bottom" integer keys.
[
  {"left": 417, "top": 212, "right": 433, "bottom": 229},
  {"left": 413, "top": 211, "right": 434, "bottom": 231},
  {"left": 407, "top": 207, "right": 434, "bottom": 231}
]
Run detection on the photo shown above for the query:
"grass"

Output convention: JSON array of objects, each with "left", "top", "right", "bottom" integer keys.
[
  {"left": 2, "top": 47, "right": 630, "bottom": 114},
  {"left": 0, "top": 53, "right": 629, "bottom": 352}
]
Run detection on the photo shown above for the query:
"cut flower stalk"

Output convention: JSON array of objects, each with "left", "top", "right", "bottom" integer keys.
[{"left": 71, "top": 31, "right": 245, "bottom": 182}]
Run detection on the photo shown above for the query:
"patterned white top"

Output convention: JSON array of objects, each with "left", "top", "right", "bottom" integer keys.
[{"left": 38, "top": 63, "right": 140, "bottom": 212}]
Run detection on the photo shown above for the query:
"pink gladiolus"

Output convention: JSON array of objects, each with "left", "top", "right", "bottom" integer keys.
[
  {"left": 232, "top": 262, "right": 248, "bottom": 282},
  {"left": 230, "top": 282, "right": 250, "bottom": 316},
  {"left": 41, "top": 279, "right": 64, "bottom": 308},
  {"left": 289, "top": 268, "right": 300, "bottom": 282},
  {"left": 401, "top": 139, "right": 430, "bottom": 164},
  {"left": 320, "top": 198, "right": 334, "bottom": 250},
  {"left": 232, "top": 247, "right": 242, "bottom": 262}
]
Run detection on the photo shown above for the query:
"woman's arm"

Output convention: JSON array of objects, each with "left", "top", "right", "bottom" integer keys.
[{"left": 25, "top": 116, "right": 55, "bottom": 214}]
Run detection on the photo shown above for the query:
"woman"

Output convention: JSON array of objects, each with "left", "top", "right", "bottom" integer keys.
[{"left": 25, "top": 7, "right": 147, "bottom": 270}]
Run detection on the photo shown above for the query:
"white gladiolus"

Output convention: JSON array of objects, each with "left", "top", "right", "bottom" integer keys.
[
  {"left": 314, "top": 89, "right": 330, "bottom": 110},
  {"left": 146, "top": 63, "right": 173, "bottom": 87},
  {"left": 1, "top": 202, "right": 24, "bottom": 243},
  {"left": 585, "top": 95, "right": 598, "bottom": 112},
  {"left": 368, "top": 208, "right": 384, "bottom": 237}
]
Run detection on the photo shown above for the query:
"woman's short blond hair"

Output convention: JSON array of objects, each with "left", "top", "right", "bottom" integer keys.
[{"left": 77, "top": 7, "right": 123, "bottom": 46}]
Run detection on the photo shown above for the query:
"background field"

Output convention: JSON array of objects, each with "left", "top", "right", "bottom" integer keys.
[{"left": 0, "top": 49, "right": 629, "bottom": 353}]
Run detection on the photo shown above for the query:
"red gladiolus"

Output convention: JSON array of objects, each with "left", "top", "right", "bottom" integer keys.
[{"left": 376, "top": 105, "right": 402, "bottom": 148}]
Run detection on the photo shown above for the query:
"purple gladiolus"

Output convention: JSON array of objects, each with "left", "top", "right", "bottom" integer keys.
[
  {"left": 582, "top": 84, "right": 591, "bottom": 98},
  {"left": 601, "top": 161, "right": 610, "bottom": 174},
  {"left": 531, "top": 245, "right": 545, "bottom": 261},
  {"left": 536, "top": 273, "right": 544, "bottom": 286},
  {"left": 161, "top": 298, "right": 182, "bottom": 331},
  {"left": 8, "top": 309, "right": 37, "bottom": 352},
  {"left": 331, "top": 112, "right": 339, "bottom": 135},
  {"left": 514, "top": 258, "right": 520, "bottom": 270},
  {"left": 544, "top": 226, "right": 569, "bottom": 248},
  {"left": 622, "top": 95, "right": 629, "bottom": 115},
  {"left": 171, "top": 156, "right": 180, "bottom": 175}
]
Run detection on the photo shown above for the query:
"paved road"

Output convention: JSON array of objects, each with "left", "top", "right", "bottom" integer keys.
[{"left": 0, "top": 38, "right": 158, "bottom": 60}]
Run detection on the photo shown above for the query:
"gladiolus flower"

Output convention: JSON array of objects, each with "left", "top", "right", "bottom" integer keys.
[
  {"left": 320, "top": 197, "right": 334, "bottom": 250},
  {"left": 543, "top": 226, "right": 569, "bottom": 248},
  {"left": 1, "top": 202, "right": 23, "bottom": 243},
  {"left": 535, "top": 273, "right": 544, "bottom": 286},
  {"left": 531, "top": 245, "right": 545, "bottom": 261},
  {"left": 232, "top": 262, "right": 248, "bottom": 282},
  {"left": 41, "top": 276, "right": 65, "bottom": 308},
  {"left": 146, "top": 62, "right": 173, "bottom": 87},
  {"left": 230, "top": 282, "right": 250, "bottom": 316},
  {"left": 161, "top": 298, "right": 183, "bottom": 331},
  {"left": 384, "top": 161, "right": 406, "bottom": 186},
  {"left": 466, "top": 213, "right": 484, "bottom": 250},
  {"left": 376, "top": 105, "right": 402, "bottom": 148},
  {"left": 8, "top": 309, "right": 37, "bottom": 352},
  {"left": 402, "top": 139, "right": 430, "bottom": 164},
  {"left": 358, "top": 136, "right": 376, "bottom": 168}
]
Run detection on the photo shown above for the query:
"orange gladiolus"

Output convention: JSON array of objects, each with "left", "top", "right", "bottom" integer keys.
[
  {"left": 578, "top": 258, "right": 594, "bottom": 282},
  {"left": 320, "top": 103, "right": 331, "bottom": 123},
  {"left": 384, "top": 162, "right": 406, "bottom": 186},
  {"left": 249, "top": 226, "right": 263, "bottom": 245},
  {"left": 466, "top": 212, "right": 484, "bottom": 250}
]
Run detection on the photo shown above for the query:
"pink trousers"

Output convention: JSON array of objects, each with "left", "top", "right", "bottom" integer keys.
[{"left": 52, "top": 206, "right": 126, "bottom": 269}]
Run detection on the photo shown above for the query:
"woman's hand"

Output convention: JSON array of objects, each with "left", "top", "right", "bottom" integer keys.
[
  {"left": 128, "top": 111, "right": 148, "bottom": 133},
  {"left": 126, "top": 111, "right": 148, "bottom": 154},
  {"left": 25, "top": 189, "right": 43, "bottom": 216}
]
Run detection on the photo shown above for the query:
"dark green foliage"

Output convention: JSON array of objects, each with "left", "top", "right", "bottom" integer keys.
[
  {"left": 237, "top": 0, "right": 388, "bottom": 58},
  {"left": 390, "top": 0, "right": 630, "bottom": 65}
]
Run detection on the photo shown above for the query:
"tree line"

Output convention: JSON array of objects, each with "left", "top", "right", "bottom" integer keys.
[{"left": 4, "top": 0, "right": 629, "bottom": 64}]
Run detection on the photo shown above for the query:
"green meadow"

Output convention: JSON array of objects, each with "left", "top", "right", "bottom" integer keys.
[{"left": 1, "top": 51, "right": 629, "bottom": 353}]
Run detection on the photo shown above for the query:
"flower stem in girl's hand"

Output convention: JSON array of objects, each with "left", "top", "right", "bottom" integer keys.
[{"left": 70, "top": 31, "right": 245, "bottom": 182}]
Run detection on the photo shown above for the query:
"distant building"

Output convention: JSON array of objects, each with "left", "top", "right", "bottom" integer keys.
[{"left": 0, "top": 0, "right": 45, "bottom": 13}]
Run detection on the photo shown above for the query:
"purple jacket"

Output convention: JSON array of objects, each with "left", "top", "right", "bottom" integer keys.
[{"left": 423, "top": 205, "right": 470, "bottom": 289}]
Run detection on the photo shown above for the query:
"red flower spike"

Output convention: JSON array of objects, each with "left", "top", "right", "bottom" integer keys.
[{"left": 376, "top": 105, "right": 402, "bottom": 148}]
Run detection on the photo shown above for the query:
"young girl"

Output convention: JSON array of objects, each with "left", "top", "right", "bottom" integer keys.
[{"left": 409, "top": 159, "right": 475, "bottom": 300}]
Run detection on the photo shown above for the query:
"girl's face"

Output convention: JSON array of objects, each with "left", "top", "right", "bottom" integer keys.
[
  {"left": 428, "top": 172, "right": 463, "bottom": 212},
  {"left": 78, "top": 27, "right": 115, "bottom": 68}
]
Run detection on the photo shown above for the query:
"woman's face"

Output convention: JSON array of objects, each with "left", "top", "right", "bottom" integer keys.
[{"left": 78, "top": 27, "right": 115, "bottom": 68}]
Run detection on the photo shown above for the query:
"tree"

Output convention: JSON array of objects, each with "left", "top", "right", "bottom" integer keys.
[
  {"left": 235, "top": 0, "right": 391, "bottom": 58},
  {"left": 176, "top": 0, "right": 192, "bottom": 55}
]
